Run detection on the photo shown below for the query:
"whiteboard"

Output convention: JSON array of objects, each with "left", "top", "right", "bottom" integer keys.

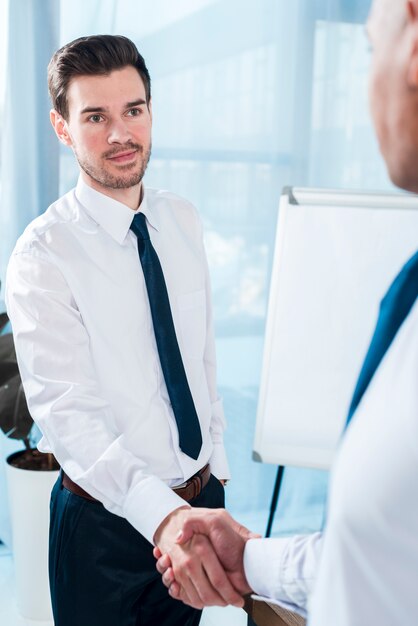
[{"left": 253, "top": 187, "right": 418, "bottom": 470}]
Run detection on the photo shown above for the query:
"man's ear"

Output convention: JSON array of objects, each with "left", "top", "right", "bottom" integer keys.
[
  {"left": 50, "top": 110, "right": 72, "bottom": 146},
  {"left": 147, "top": 98, "right": 153, "bottom": 124}
]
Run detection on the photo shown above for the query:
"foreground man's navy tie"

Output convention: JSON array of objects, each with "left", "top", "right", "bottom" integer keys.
[
  {"left": 130, "top": 212, "right": 203, "bottom": 459},
  {"left": 346, "top": 249, "right": 418, "bottom": 427}
]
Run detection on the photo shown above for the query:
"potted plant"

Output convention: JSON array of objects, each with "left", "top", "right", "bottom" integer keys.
[{"left": 0, "top": 307, "right": 59, "bottom": 621}]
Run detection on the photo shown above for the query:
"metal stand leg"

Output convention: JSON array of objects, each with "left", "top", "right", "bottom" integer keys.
[{"left": 265, "top": 465, "right": 285, "bottom": 538}]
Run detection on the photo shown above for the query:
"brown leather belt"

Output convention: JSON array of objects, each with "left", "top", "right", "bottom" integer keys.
[
  {"left": 172, "top": 464, "right": 210, "bottom": 501},
  {"left": 61, "top": 463, "right": 211, "bottom": 504}
]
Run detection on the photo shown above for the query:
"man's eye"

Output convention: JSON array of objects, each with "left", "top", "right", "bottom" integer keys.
[
  {"left": 127, "top": 108, "right": 141, "bottom": 117},
  {"left": 88, "top": 114, "right": 103, "bottom": 123}
]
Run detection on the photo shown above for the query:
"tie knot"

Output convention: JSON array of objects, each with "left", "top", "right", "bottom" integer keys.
[{"left": 130, "top": 213, "right": 150, "bottom": 240}]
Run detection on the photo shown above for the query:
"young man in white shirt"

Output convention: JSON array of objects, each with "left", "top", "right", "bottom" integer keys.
[
  {"left": 155, "top": 1, "right": 418, "bottom": 624},
  {"left": 5, "top": 34, "right": 241, "bottom": 626}
]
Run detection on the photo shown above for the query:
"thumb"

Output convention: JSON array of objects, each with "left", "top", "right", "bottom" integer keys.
[
  {"left": 176, "top": 515, "right": 259, "bottom": 545},
  {"left": 175, "top": 518, "right": 206, "bottom": 544},
  {"left": 231, "top": 520, "right": 259, "bottom": 541}
]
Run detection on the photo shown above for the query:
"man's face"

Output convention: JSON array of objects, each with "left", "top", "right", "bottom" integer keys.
[
  {"left": 368, "top": 0, "right": 418, "bottom": 192},
  {"left": 56, "top": 66, "right": 152, "bottom": 192}
]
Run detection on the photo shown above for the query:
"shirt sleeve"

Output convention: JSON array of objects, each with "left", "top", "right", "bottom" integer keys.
[
  {"left": 243, "top": 532, "right": 322, "bottom": 611},
  {"left": 5, "top": 250, "right": 188, "bottom": 544},
  {"left": 200, "top": 223, "right": 231, "bottom": 481}
]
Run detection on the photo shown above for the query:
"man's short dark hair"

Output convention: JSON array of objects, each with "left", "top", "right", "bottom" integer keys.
[{"left": 48, "top": 34, "right": 151, "bottom": 120}]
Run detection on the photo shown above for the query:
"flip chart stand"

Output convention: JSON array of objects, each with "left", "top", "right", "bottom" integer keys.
[{"left": 265, "top": 465, "right": 285, "bottom": 538}]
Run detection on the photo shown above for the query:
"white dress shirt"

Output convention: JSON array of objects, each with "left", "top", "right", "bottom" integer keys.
[
  {"left": 5, "top": 177, "right": 230, "bottom": 544},
  {"left": 244, "top": 296, "right": 418, "bottom": 625}
]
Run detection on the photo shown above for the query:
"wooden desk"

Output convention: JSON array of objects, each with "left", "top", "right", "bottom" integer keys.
[{"left": 245, "top": 597, "right": 306, "bottom": 626}]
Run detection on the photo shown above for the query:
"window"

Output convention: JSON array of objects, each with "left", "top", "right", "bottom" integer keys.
[{"left": 2, "top": 0, "right": 380, "bottom": 538}]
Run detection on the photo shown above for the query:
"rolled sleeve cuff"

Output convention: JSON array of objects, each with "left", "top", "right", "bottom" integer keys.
[
  {"left": 209, "top": 442, "right": 231, "bottom": 480},
  {"left": 244, "top": 537, "right": 291, "bottom": 600},
  {"left": 209, "top": 397, "right": 230, "bottom": 479},
  {"left": 211, "top": 397, "right": 226, "bottom": 426},
  {"left": 123, "top": 475, "right": 189, "bottom": 545}
]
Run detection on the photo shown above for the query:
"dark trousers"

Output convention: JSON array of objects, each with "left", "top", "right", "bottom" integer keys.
[{"left": 49, "top": 473, "right": 225, "bottom": 626}]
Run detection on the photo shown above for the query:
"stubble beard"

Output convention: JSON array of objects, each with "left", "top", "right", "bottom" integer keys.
[{"left": 75, "top": 142, "right": 152, "bottom": 190}]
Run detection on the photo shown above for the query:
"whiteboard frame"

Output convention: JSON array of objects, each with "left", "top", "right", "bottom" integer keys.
[{"left": 253, "top": 186, "right": 418, "bottom": 469}]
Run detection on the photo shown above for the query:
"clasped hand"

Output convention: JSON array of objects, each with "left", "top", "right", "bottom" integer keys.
[{"left": 153, "top": 507, "right": 259, "bottom": 609}]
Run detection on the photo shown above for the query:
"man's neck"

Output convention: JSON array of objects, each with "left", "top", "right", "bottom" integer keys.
[{"left": 81, "top": 172, "right": 143, "bottom": 210}]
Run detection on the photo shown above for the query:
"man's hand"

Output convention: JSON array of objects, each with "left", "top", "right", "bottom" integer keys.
[
  {"left": 153, "top": 506, "right": 245, "bottom": 609},
  {"left": 154, "top": 508, "right": 259, "bottom": 606}
]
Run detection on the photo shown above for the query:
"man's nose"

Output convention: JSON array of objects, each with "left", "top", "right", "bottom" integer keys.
[{"left": 107, "top": 118, "right": 132, "bottom": 144}]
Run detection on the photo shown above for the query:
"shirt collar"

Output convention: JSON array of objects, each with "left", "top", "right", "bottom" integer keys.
[{"left": 75, "top": 176, "right": 160, "bottom": 245}]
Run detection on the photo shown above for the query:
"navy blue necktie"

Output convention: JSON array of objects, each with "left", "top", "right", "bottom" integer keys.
[
  {"left": 130, "top": 213, "right": 203, "bottom": 459},
  {"left": 346, "top": 249, "right": 418, "bottom": 426}
]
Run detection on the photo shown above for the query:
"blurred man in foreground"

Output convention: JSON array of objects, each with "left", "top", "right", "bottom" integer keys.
[{"left": 155, "top": 1, "right": 418, "bottom": 623}]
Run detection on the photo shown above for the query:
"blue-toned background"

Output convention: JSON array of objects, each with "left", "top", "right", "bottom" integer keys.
[{"left": 0, "top": 0, "right": 390, "bottom": 543}]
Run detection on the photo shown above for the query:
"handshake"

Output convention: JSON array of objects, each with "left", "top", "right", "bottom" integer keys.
[{"left": 153, "top": 507, "right": 260, "bottom": 609}]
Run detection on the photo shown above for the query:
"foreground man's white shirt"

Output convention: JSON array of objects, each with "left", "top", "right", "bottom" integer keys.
[
  {"left": 5, "top": 177, "right": 230, "bottom": 544},
  {"left": 244, "top": 296, "right": 418, "bottom": 625}
]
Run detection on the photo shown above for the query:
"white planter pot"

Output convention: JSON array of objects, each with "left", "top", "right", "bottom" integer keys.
[
  {"left": 0, "top": 432, "right": 22, "bottom": 548},
  {"left": 6, "top": 451, "right": 59, "bottom": 621}
]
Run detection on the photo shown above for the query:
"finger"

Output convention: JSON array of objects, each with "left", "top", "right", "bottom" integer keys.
[
  {"left": 235, "top": 522, "right": 257, "bottom": 540},
  {"left": 181, "top": 564, "right": 226, "bottom": 609},
  {"left": 153, "top": 546, "right": 162, "bottom": 559},
  {"left": 162, "top": 567, "right": 176, "bottom": 588},
  {"left": 168, "top": 581, "right": 181, "bottom": 599},
  {"left": 175, "top": 509, "right": 218, "bottom": 544},
  {"left": 156, "top": 553, "right": 172, "bottom": 575},
  {"left": 176, "top": 527, "right": 193, "bottom": 544},
  {"left": 177, "top": 536, "right": 243, "bottom": 607},
  {"left": 176, "top": 514, "right": 215, "bottom": 544},
  {"left": 172, "top": 572, "right": 205, "bottom": 610},
  {"left": 166, "top": 577, "right": 196, "bottom": 609},
  {"left": 198, "top": 545, "right": 244, "bottom": 607},
  {"left": 168, "top": 582, "right": 198, "bottom": 609},
  {"left": 170, "top": 540, "right": 228, "bottom": 608},
  {"left": 176, "top": 509, "right": 254, "bottom": 545}
]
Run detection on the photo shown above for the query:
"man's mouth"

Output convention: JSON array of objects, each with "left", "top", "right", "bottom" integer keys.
[{"left": 107, "top": 150, "right": 138, "bottom": 164}]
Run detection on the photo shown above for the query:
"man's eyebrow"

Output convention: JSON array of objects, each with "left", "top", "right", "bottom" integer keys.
[
  {"left": 80, "top": 106, "right": 107, "bottom": 115},
  {"left": 126, "top": 98, "right": 147, "bottom": 108},
  {"left": 80, "top": 99, "right": 147, "bottom": 115}
]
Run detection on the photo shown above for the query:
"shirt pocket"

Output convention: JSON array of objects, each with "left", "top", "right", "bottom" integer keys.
[{"left": 177, "top": 289, "right": 206, "bottom": 360}]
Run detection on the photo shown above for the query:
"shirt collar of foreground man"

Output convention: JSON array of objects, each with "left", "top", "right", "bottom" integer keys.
[{"left": 154, "top": 1, "right": 418, "bottom": 624}]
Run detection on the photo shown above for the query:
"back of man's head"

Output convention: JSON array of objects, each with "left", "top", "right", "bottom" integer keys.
[
  {"left": 48, "top": 35, "right": 151, "bottom": 121},
  {"left": 367, "top": 0, "right": 418, "bottom": 193}
]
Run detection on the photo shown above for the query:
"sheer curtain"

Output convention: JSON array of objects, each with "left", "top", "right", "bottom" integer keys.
[
  {"left": 0, "top": 0, "right": 60, "bottom": 287},
  {"left": 0, "top": 0, "right": 60, "bottom": 546},
  {"left": 0, "top": 0, "right": 386, "bottom": 542}
]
